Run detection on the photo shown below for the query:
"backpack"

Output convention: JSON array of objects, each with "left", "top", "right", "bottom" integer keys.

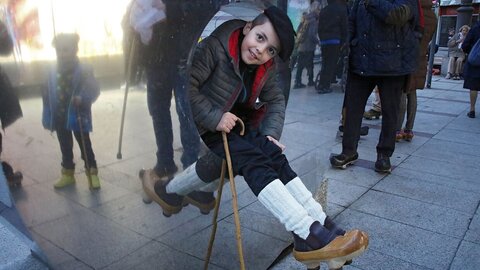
[{"left": 467, "top": 39, "right": 480, "bottom": 66}]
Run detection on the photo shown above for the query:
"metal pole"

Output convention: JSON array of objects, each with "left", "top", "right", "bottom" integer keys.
[{"left": 426, "top": 29, "right": 437, "bottom": 88}]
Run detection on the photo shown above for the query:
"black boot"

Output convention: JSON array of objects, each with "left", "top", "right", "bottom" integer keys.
[
  {"left": 324, "top": 216, "right": 346, "bottom": 236},
  {"left": 184, "top": 191, "right": 216, "bottom": 215},
  {"left": 293, "top": 221, "right": 337, "bottom": 252},
  {"left": 330, "top": 152, "right": 358, "bottom": 169},
  {"left": 375, "top": 153, "right": 391, "bottom": 173}
]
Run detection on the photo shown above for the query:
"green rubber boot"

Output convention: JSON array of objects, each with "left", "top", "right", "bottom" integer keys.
[
  {"left": 87, "top": 168, "right": 101, "bottom": 189},
  {"left": 54, "top": 168, "right": 76, "bottom": 188}
]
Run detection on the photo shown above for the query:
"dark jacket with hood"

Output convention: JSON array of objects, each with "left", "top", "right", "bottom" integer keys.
[
  {"left": 189, "top": 20, "right": 285, "bottom": 140},
  {"left": 318, "top": 0, "right": 348, "bottom": 43},
  {"left": 462, "top": 20, "right": 480, "bottom": 90},
  {"left": 349, "top": 0, "right": 420, "bottom": 76}
]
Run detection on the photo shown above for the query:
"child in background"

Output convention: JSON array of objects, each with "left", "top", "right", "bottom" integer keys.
[{"left": 42, "top": 33, "right": 101, "bottom": 189}]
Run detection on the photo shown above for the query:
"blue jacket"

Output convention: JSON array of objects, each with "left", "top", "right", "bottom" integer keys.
[
  {"left": 42, "top": 63, "right": 99, "bottom": 132},
  {"left": 349, "top": 0, "right": 420, "bottom": 76}
]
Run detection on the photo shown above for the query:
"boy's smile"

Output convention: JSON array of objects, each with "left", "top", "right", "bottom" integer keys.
[{"left": 241, "top": 20, "right": 280, "bottom": 65}]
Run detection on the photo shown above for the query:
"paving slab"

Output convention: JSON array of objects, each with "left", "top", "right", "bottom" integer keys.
[
  {"left": 450, "top": 240, "right": 480, "bottom": 270},
  {"left": 465, "top": 211, "right": 480, "bottom": 244},
  {"left": 335, "top": 209, "right": 460, "bottom": 270}
]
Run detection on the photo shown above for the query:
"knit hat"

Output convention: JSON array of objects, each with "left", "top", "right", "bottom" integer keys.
[
  {"left": 52, "top": 33, "right": 80, "bottom": 50},
  {"left": 263, "top": 6, "right": 295, "bottom": 61}
]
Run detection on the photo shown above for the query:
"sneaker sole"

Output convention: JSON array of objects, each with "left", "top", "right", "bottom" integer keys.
[
  {"left": 140, "top": 169, "right": 182, "bottom": 217},
  {"left": 374, "top": 167, "right": 391, "bottom": 174}
]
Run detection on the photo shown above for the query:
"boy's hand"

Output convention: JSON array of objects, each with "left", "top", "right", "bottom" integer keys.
[
  {"left": 216, "top": 112, "right": 238, "bottom": 133},
  {"left": 266, "top": 136, "right": 286, "bottom": 152},
  {"left": 72, "top": 96, "right": 82, "bottom": 107}
]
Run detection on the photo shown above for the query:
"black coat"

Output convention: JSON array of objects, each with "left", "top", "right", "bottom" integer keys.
[
  {"left": 0, "top": 21, "right": 21, "bottom": 129},
  {"left": 462, "top": 21, "right": 480, "bottom": 90}
]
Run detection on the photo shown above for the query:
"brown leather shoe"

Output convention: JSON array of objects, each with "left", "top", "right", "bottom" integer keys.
[
  {"left": 293, "top": 229, "right": 369, "bottom": 268},
  {"left": 141, "top": 169, "right": 183, "bottom": 217}
]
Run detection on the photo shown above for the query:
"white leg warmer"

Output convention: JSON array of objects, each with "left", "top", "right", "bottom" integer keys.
[
  {"left": 258, "top": 179, "right": 315, "bottom": 240},
  {"left": 166, "top": 162, "right": 208, "bottom": 195},
  {"left": 198, "top": 179, "right": 220, "bottom": 192},
  {"left": 286, "top": 177, "right": 327, "bottom": 225}
]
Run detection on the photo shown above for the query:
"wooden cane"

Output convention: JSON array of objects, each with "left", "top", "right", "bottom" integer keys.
[
  {"left": 76, "top": 107, "right": 93, "bottom": 190},
  {"left": 204, "top": 119, "right": 246, "bottom": 270}
]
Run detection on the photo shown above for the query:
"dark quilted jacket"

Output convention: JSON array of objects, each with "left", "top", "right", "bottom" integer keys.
[
  {"left": 348, "top": 0, "right": 420, "bottom": 76},
  {"left": 189, "top": 20, "right": 285, "bottom": 139}
]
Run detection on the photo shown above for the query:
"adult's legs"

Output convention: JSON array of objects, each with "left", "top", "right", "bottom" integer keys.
[
  {"left": 319, "top": 44, "right": 340, "bottom": 90},
  {"left": 174, "top": 59, "right": 200, "bottom": 169},
  {"left": 405, "top": 91, "right": 417, "bottom": 131},
  {"left": 376, "top": 76, "right": 406, "bottom": 156},
  {"left": 470, "top": 90, "right": 478, "bottom": 112},
  {"left": 342, "top": 72, "right": 376, "bottom": 155},
  {"left": 396, "top": 93, "right": 407, "bottom": 131},
  {"left": 454, "top": 57, "right": 464, "bottom": 77},
  {"left": 146, "top": 67, "right": 177, "bottom": 176},
  {"left": 295, "top": 51, "right": 307, "bottom": 86},
  {"left": 306, "top": 50, "right": 315, "bottom": 85},
  {"left": 446, "top": 57, "right": 455, "bottom": 78}
]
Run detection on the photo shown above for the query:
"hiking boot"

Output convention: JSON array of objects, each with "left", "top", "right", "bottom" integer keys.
[
  {"left": 395, "top": 130, "right": 404, "bottom": 142},
  {"left": 403, "top": 130, "right": 414, "bottom": 142},
  {"left": 363, "top": 109, "right": 381, "bottom": 120},
  {"left": 375, "top": 153, "right": 391, "bottom": 174},
  {"left": 339, "top": 125, "right": 369, "bottom": 137},
  {"left": 467, "top": 111, "right": 475, "bottom": 118},
  {"left": 293, "top": 83, "right": 306, "bottom": 89},
  {"left": 54, "top": 168, "right": 76, "bottom": 188},
  {"left": 184, "top": 191, "right": 216, "bottom": 215},
  {"left": 87, "top": 168, "right": 101, "bottom": 189},
  {"left": 293, "top": 222, "right": 369, "bottom": 270},
  {"left": 330, "top": 153, "right": 358, "bottom": 169}
]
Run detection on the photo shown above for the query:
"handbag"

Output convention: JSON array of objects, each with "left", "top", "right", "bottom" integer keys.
[{"left": 467, "top": 38, "right": 480, "bottom": 66}]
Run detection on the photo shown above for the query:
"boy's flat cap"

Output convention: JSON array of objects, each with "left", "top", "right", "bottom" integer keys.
[{"left": 263, "top": 6, "right": 295, "bottom": 61}]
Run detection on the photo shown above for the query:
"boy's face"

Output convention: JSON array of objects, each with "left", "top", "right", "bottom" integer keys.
[
  {"left": 241, "top": 20, "right": 280, "bottom": 65},
  {"left": 55, "top": 43, "right": 78, "bottom": 72}
]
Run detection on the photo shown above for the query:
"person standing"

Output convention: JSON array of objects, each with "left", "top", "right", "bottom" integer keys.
[
  {"left": 446, "top": 25, "right": 470, "bottom": 80},
  {"left": 330, "top": 0, "right": 420, "bottom": 173},
  {"left": 293, "top": 6, "right": 319, "bottom": 89},
  {"left": 42, "top": 34, "right": 101, "bottom": 189},
  {"left": 396, "top": 0, "right": 438, "bottom": 141},
  {"left": 462, "top": 19, "right": 480, "bottom": 118},
  {"left": 316, "top": 0, "right": 348, "bottom": 94}
]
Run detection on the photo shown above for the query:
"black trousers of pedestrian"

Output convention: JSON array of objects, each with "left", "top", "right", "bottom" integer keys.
[
  {"left": 342, "top": 72, "right": 406, "bottom": 157},
  {"left": 319, "top": 44, "right": 341, "bottom": 90},
  {"left": 55, "top": 119, "right": 96, "bottom": 170},
  {"left": 295, "top": 51, "right": 314, "bottom": 84},
  {"left": 201, "top": 130, "right": 297, "bottom": 196}
]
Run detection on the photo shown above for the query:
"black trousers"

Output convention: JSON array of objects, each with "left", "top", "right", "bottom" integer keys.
[
  {"left": 295, "top": 51, "right": 314, "bottom": 84},
  {"left": 342, "top": 72, "right": 406, "bottom": 157},
  {"left": 202, "top": 131, "right": 297, "bottom": 196},
  {"left": 319, "top": 44, "right": 341, "bottom": 90},
  {"left": 55, "top": 120, "right": 96, "bottom": 170}
]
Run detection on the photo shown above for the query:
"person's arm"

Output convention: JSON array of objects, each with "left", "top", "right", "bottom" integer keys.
[
  {"left": 74, "top": 66, "right": 100, "bottom": 107},
  {"left": 364, "top": 0, "right": 415, "bottom": 27},
  {"left": 258, "top": 69, "right": 286, "bottom": 140},
  {"left": 189, "top": 37, "right": 224, "bottom": 132}
]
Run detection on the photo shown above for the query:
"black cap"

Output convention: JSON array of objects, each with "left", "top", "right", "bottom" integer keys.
[{"left": 263, "top": 6, "right": 295, "bottom": 61}]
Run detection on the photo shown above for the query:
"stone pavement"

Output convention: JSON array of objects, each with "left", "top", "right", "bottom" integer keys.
[{"left": 1, "top": 71, "right": 479, "bottom": 270}]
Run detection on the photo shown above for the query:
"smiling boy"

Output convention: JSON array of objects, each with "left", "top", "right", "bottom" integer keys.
[{"left": 148, "top": 6, "right": 368, "bottom": 267}]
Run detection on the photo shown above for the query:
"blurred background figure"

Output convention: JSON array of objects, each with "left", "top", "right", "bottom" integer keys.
[
  {"left": 446, "top": 25, "right": 470, "bottom": 80},
  {"left": 316, "top": 0, "right": 348, "bottom": 94},
  {"left": 462, "top": 17, "right": 480, "bottom": 119}
]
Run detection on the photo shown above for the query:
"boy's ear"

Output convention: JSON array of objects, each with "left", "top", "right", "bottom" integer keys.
[{"left": 243, "top": 22, "right": 253, "bottom": 35}]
